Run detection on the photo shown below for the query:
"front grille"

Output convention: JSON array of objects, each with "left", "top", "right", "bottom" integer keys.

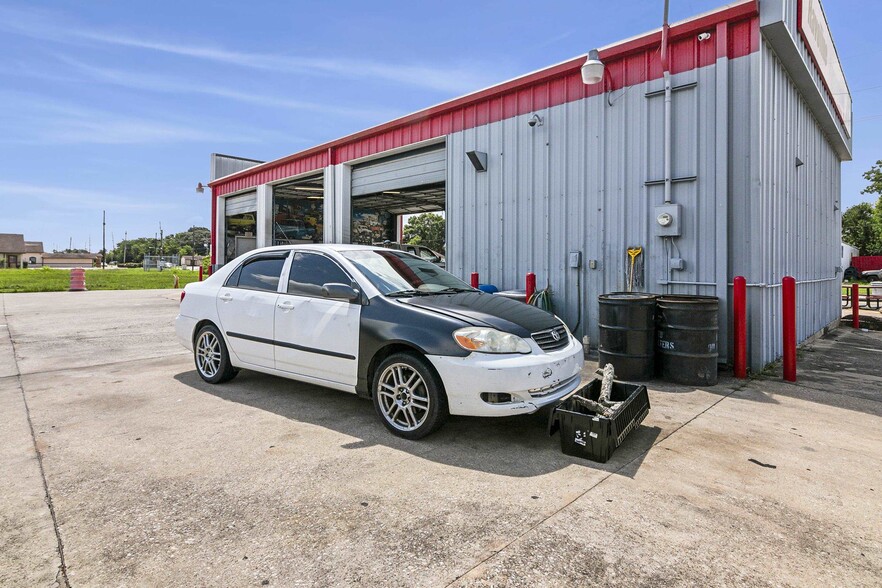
[{"left": 532, "top": 324, "right": 569, "bottom": 352}]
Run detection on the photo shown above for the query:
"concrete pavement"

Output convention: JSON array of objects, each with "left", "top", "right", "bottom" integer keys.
[{"left": 1, "top": 290, "right": 880, "bottom": 587}]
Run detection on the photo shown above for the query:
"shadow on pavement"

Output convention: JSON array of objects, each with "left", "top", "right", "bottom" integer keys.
[{"left": 174, "top": 368, "right": 660, "bottom": 479}]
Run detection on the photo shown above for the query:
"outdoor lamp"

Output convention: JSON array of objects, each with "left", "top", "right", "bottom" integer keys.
[{"left": 581, "top": 49, "right": 605, "bottom": 85}]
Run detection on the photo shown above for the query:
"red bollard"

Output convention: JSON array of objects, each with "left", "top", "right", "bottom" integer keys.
[
  {"left": 852, "top": 283, "right": 860, "bottom": 329},
  {"left": 198, "top": 265, "right": 203, "bottom": 282},
  {"left": 69, "top": 267, "right": 86, "bottom": 292},
  {"left": 782, "top": 276, "right": 796, "bottom": 382},
  {"left": 470, "top": 272, "right": 479, "bottom": 288},
  {"left": 733, "top": 276, "right": 747, "bottom": 379},
  {"left": 526, "top": 272, "right": 536, "bottom": 304}
]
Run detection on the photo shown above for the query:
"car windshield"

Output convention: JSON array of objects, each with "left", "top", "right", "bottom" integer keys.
[{"left": 342, "top": 250, "right": 471, "bottom": 296}]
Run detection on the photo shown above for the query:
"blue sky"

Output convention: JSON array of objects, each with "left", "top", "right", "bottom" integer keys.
[{"left": 0, "top": 0, "right": 879, "bottom": 252}]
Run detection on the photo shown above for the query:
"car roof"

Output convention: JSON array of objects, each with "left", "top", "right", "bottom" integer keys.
[{"left": 248, "top": 243, "right": 387, "bottom": 254}]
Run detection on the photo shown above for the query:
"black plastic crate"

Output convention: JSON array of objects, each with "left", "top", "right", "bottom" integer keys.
[{"left": 548, "top": 379, "right": 651, "bottom": 463}]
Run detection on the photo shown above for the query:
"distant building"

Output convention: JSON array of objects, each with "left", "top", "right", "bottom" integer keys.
[
  {"left": 24, "top": 241, "right": 44, "bottom": 267},
  {"left": 41, "top": 252, "right": 99, "bottom": 269},
  {"left": 0, "top": 234, "right": 26, "bottom": 269}
]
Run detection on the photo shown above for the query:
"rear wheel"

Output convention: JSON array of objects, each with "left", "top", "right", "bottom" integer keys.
[
  {"left": 194, "top": 324, "right": 237, "bottom": 384},
  {"left": 372, "top": 353, "right": 447, "bottom": 440}
]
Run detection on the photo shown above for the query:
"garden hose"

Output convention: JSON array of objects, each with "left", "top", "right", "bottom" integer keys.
[
  {"left": 627, "top": 247, "right": 643, "bottom": 292},
  {"left": 528, "top": 287, "right": 553, "bottom": 313}
]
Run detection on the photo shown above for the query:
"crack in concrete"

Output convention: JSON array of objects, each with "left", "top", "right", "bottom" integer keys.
[
  {"left": 1, "top": 295, "right": 71, "bottom": 588},
  {"left": 444, "top": 381, "right": 746, "bottom": 586}
]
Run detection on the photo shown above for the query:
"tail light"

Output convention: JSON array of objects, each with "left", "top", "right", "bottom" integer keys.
[{"left": 180, "top": 291, "right": 186, "bottom": 303}]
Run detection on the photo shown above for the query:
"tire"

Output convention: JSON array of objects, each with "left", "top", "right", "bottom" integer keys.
[
  {"left": 193, "top": 324, "right": 237, "bottom": 384},
  {"left": 371, "top": 353, "right": 448, "bottom": 440}
]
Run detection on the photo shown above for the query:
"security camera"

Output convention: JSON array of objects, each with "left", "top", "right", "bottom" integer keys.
[
  {"left": 697, "top": 32, "right": 711, "bottom": 41},
  {"left": 527, "top": 113, "right": 543, "bottom": 127}
]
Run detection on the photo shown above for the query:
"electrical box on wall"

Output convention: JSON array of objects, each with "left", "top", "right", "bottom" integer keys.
[{"left": 654, "top": 204, "right": 682, "bottom": 237}]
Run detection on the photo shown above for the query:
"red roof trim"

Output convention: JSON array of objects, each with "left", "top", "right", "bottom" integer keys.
[{"left": 212, "top": 1, "right": 758, "bottom": 196}]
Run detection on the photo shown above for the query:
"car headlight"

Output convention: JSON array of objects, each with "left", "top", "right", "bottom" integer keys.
[{"left": 453, "top": 327, "right": 531, "bottom": 354}]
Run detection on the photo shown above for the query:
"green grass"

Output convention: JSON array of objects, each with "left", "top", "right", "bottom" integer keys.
[{"left": 0, "top": 268, "right": 201, "bottom": 293}]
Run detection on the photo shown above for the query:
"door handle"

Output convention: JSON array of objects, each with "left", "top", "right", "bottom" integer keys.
[
  {"left": 219, "top": 293, "right": 233, "bottom": 302},
  {"left": 277, "top": 300, "right": 294, "bottom": 311}
]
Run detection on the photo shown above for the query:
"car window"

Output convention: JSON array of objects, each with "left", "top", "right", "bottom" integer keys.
[
  {"left": 342, "top": 250, "right": 468, "bottom": 295},
  {"left": 234, "top": 257, "right": 286, "bottom": 292},
  {"left": 417, "top": 248, "right": 436, "bottom": 260},
  {"left": 288, "top": 252, "right": 351, "bottom": 297}
]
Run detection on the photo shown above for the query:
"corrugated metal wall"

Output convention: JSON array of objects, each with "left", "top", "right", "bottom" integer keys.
[
  {"left": 751, "top": 39, "right": 841, "bottom": 366},
  {"left": 447, "top": 42, "right": 841, "bottom": 370},
  {"left": 447, "top": 61, "right": 729, "bottom": 355}
]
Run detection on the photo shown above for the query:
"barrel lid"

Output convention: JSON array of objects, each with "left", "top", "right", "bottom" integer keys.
[
  {"left": 657, "top": 294, "right": 719, "bottom": 305},
  {"left": 599, "top": 292, "right": 657, "bottom": 301}
]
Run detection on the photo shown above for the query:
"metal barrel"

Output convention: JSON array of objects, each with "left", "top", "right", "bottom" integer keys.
[
  {"left": 598, "top": 293, "right": 657, "bottom": 381},
  {"left": 655, "top": 295, "right": 719, "bottom": 386}
]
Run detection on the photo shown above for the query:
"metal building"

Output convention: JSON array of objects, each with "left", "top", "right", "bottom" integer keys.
[{"left": 207, "top": 0, "right": 851, "bottom": 371}]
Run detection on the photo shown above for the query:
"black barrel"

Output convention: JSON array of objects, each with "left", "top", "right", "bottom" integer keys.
[
  {"left": 598, "top": 293, "right": 657, "bottom": 381},
  {"left": 656, "top": 295, "right": 719, "bottom": 386}
]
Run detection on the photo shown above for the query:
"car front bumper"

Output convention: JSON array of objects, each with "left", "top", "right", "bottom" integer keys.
[{"left": 426, "top": 336, "right": 584, "bottom": 417}]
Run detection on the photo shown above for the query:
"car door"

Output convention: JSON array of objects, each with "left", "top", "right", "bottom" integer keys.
[
  {"left": 215, "top": 252, "right": 288, "bottom": 369},
  {"left": 274, "top": 252, "right": 360, "bottom": 386}
]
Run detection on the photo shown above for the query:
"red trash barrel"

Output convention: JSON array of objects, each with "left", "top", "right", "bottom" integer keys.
[{"left": 69, "top": 268, "right": 87, "bottom": 292}]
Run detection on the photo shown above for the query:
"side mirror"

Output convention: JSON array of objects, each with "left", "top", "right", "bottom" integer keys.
[{"left": 322, "top": 282, "right": 360, "bottom": 302}]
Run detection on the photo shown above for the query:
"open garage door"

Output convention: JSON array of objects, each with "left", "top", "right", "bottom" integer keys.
[
  {"left": 224, "top": 190, "right": 258, "bottom": 262},
  {"left": 350, "top": 144, "right": 446, "bottom": 248},
  {"left": 272, "top": 174, "right": 324, "bottom": 245},
  {"left": 351, "top": 144, "right": 445, "bottom": 196}
]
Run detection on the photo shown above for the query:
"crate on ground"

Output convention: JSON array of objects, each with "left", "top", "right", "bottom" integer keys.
[{"left": 548, "top": 379, "right": 650, "bottom": 463}]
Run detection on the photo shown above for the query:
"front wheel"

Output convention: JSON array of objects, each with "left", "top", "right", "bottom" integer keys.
[
  {"left": 372, "top": 353, "right": 447, "bottom": 440},
  {"left": 194, "top": 324, "right": 237, "bottom": 384}
]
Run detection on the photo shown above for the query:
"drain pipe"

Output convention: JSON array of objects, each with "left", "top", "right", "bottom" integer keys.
[{"left": 662, "top": 0, "right": 672, "bottom": 204}]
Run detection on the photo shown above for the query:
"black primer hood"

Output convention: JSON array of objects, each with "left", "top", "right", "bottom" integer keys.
[{"left": 398, "top": 291, "right": 561, "bottom": 336}]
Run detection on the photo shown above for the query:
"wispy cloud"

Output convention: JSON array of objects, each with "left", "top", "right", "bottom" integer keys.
[
  {"left": 0, "top": 181, "right": 163, "bottom": 212},
  {"left": 0, "top": 5, "right": 495, "bottom": 95},
  {"left": 0, "top": 92, "right": 288, "bottom": 146},
  {"left": 45, "top": 55, "right": 398, "bottom": 121}
]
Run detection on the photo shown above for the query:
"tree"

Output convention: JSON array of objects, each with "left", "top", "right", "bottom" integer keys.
[
  {"left": 861, "top": 160, "right": 882, "bottom": 197},
  {"left": 402, "top": 213, "right": 445, "bottom": 253},
  {"left": 842, "top": 203, "right": 882, "bottom": 256}
]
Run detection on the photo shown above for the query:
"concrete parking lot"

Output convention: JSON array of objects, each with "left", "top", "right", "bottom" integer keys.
[{"left": 2, "top": 290, "right": 880, "bottom": 587}]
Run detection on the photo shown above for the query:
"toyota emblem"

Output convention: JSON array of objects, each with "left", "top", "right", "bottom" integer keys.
[{"left": 551, "top": 330, "right": 561, "bottom": 341}]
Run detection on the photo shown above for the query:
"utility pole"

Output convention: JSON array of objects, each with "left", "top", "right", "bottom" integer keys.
[
  {"left": 69, "top": 237, "right": 72, "bottom": 252},
  {"left": 160, "top": 222, "right": 164, "bottom": 257},
  {"left": 102, "top": 210, "right": 106, "bottom": 269},
  {"left": 123, "top": 231, "right": 128, "bottom": 264}
]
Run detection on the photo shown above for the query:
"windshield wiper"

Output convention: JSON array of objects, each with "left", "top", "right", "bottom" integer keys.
[
  {"left": 433, "top": 287, "right": 475, "bottom": 294},
  {"left": 386, "top": 289, "right": 430, "bottom": 297}
]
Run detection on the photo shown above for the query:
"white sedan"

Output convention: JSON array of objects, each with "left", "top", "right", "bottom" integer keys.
[{"left": 176, "top": 245, "right": 583, "bottom": 439}]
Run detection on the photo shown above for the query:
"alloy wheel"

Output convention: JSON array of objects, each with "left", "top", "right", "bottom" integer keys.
[
  {"left": 377, "top": 363, "right": 431, "bottom": 432},
  {"left": 196, "top": 330, "right": 222, "bottom": 379}
]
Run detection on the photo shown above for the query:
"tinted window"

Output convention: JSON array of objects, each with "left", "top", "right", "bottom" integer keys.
[
  {"left": 288, "top": 252, "right": 351, "bottom": 297},
  {"left": 236, "top": 257, "right": 285, "bottom": 292},
  {"left": 224, "top": 265, "right": 242, "bottom": 287}
]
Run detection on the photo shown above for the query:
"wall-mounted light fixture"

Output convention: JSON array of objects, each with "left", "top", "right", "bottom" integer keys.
[
  {"left": 466, "top": 150, "right": 488, "bottom": 172},
  {"left": 795, "top": 157, "right": 805, "bottom": 168},
  {"left": 196, "top": 182, "right": 209, "bottom": 193},
  {"left": 581, "top": 49, "right": 605, "bottom": 85}
]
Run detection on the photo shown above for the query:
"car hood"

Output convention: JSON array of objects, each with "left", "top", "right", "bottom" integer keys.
[{"left": 398, "top": 291, "right": 561, "bottom": 337}]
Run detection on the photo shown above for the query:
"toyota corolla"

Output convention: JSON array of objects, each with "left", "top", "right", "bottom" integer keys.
[{"left": 176, "top": 245, "right": 583, "bottom": 439}]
